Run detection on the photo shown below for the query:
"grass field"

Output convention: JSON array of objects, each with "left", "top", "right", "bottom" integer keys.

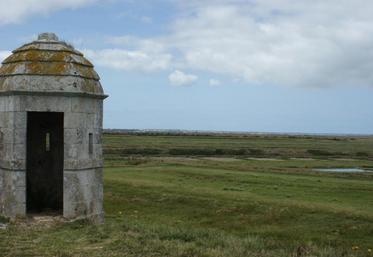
[
  {"left": 104, "top": 133, "right": 373, "bottom": 159},
  {"left": 1, "top": 133, "right": 373, "bottom": 257}
]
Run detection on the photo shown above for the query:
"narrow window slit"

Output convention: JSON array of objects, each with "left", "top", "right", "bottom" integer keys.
[
  {"left": 46, "top": 132, "right": 50, "bottom": 152},
  {"left": 89, "top": 133, "right": 93, "bottom": 155}
]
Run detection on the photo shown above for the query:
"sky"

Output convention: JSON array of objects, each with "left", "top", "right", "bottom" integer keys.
[{"left": 0, "top": 0, "right": 373, "bottom": 134}]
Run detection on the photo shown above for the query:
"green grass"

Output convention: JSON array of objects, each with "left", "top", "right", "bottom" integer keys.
[
  {"left": 104, "top": 133, "right": 373, "bottom": 159},
  {"left": 1, "top": 133, "right": 373, "bottom": 256}
]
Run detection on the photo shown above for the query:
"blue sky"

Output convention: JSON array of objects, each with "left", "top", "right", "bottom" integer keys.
[{"left": 1, "top": 0, "right": 373, "bottom": 134}]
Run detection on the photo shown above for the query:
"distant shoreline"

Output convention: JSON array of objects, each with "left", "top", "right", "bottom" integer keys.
[{"left": 103, "top": 129, "right": 373, "bottom": 138}]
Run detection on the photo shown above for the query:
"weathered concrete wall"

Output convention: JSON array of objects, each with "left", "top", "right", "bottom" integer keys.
[
  {"left": 63, "top": 96, "right": 104, "bottom": 223},
  {"left": 0, "top": 169, "right": 26, "bottom": 217},
  {"left": 0, "top": 94, "right": 104, "bottom": 223},
  {"left": 0, "top": 96, "right": 27, "bottom": 216},
  {"left": 64, "top": 168, "right": 103, "bottom": 222},
  {"left": 0, "top": 33, "right": 107, "bottom": 222}
]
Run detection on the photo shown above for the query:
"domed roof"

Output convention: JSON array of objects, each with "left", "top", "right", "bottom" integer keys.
[{"left": 0, "top": 33, "right": 105, "bottom": 98}]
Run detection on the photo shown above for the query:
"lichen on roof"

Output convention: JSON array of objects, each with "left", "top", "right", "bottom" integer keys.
[{"left": 0, "top": 33, "right": 104, "bottom": 96}]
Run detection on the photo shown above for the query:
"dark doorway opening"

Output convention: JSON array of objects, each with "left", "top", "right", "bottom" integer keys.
[{"left": 26, "top": 112, "right": 64, "bottom": 214}]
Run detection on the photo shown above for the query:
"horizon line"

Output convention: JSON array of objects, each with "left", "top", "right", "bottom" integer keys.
[{"left": 103, "top": 128, "right": 373, "bottom": 137}]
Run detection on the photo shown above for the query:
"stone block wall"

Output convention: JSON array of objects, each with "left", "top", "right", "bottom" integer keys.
[
  {"left": 0, "top": 94, "right": 104, "bottom": 222},
  {"left": 0, "top": 96, "right": 27, "bottom": 217}
]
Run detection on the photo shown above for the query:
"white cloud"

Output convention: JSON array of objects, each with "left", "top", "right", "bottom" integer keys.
[
  {"left": 83, "top": 49, "right": 172, "bottom": 72},
  {"left": 83, "top": 34, "right": 173, "bottom": 72},
  {"left": 2, "top": 1, "right": 373, "bottom": 88},
  {"left": 0, "top": 0, "right": 99, "bottom": 25},
  {"left": 98, "top": 0, "right": 373, "bottom": 88},
  {"left": 167, "top": 1, "right": 373, "bottom": 87},
  {"left": 0, "top": 50, "right": 11, "bottom": 65},
  {"left": 209, "top": 79, "right": 221, "bottom": 87},
  {"left": 168, "top": 70, "right": 198, "bottom": 86}
]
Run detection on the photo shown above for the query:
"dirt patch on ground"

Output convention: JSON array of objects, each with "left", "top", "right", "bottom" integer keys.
[
  {"left": 152, "top": 157, "right": 199, "bottom": 162},
  {"left": 290, "top": 158, "right": 316, "bottom": 161},
  {"left": 201, "top": 157, "right": 243, "bottom": 162},
  {"left": 246, "top": 157, "right": 284, "bottom": 161},
  {"left": 12, "top": 213, "right": 65, "bottom": 228}
]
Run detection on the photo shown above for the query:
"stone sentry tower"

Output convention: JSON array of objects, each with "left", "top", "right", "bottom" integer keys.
[{"left": 0, "top": 33, "right": 107, "bottom": 223}]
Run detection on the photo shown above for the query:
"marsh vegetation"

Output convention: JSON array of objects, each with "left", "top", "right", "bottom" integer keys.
[{"left": 1, "top": 133, "right": 373, "bottom": 256}]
